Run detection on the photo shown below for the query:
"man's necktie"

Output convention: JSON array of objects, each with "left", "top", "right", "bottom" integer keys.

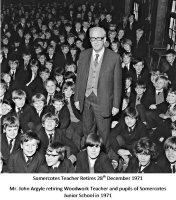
[
  {"left": 26, "top": 156, "right": 33, "bottom": 166},
  {"left": 49, "top": 134, "right": 53, "bottom": 144},
  {"left": 9, "top": 139, "right": 13, "bottom": 151},
  {"left": 94, "top": 54, "right": 99, "bottom": 67},
  {"left": 11, "top": 71, "right": 15, "bottom": 80},
  {"left": 48, "top": 95, "right": 53, "bottom": 105},
  {"left": 17, "top": 108, "right": 21, "bottom": 117},
  {"left": 172, "top": 165, "right": 175, "bottom": 173}
]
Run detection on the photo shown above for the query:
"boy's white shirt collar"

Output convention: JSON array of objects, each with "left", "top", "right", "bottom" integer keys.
[{"left": 156, "top": 89, "right": 163, "bottom": 94}]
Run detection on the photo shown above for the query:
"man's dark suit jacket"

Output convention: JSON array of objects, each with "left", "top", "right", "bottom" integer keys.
[
  {"left": 76, "top": 150, "right": 115, "bottom": 173},
  {"left": 7, "top": 149, "right": 47, "bottom": 173},
  {"left": 125, "top": 156, "right": 162, "bottom": 173},
  {"left": 74, "top": 48, "right": 122, "bottom": 117}
]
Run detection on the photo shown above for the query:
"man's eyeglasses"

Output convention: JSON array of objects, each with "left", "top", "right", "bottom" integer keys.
[
  {"left": 45, "top": 153, "right": 59, "bottom": 157},
  {"left": 90, "top": 37, "right": 104, "bottom": 42}
]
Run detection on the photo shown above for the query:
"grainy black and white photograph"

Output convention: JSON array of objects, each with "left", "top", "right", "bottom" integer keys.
[{"left": 0, "top": 0, "right": 175, "bottom": 199}]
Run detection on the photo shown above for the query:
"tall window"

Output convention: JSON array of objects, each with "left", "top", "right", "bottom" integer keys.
[
  {"left": 133, "top": 2, "right": 139, "bottom": 21},
  {"left": 168, "top": 0, "right": 176, "bottom": 50}
]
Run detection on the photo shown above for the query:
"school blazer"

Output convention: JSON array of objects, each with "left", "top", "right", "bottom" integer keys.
[
  {"left": 76, "top": 150, "right": 115, "bottom": 173},
  {"left": 7, "top": 150, "right": 47, "bottom": 173},
  {"left": 125, "top": 156, "right": 162, "bottom": 173}
]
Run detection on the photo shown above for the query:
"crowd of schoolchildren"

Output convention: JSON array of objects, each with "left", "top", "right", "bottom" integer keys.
[{"left": 1, "top": 1, "right": 176, "bottom": 173}]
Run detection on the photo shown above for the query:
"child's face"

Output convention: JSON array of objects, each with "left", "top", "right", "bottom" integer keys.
[
  {"left": 64, "top": 87, "right": 74, "bottom": 98},
  {"left": 9, "top": 61, "right": 18, "bottom": 70},
  {"left": 53, "top": 101, "right": 64, "bottom": 112},
  {"left": 125, "top": 116, "right": 137, "bottom": 128},
  {"left": 118, "top": 30, "right": 125, "bottom": 38},
  {"left": 6, "top": 126, "right": 18, "bottom": 139},
  {"left": 45, "top": 149, "right": 60, "bottom": 166},
  {"left": 123, "top": 55, "right": 131, "bottom": 64},
  {"left": 39, "top": 55, "right": 46, "bottom": 63},
  {"left": 68, "top": 37, "right": 75, "bottom": 45},
  {"left": 46, "top": 81, "right": 56, "bottom": 94},
  {"left": 123, "top": 44, "right": 131, "bottom": 52},
  {"left": 40, "top": 72, "right": 50, "bottom": 81},
  {"left": 165, "top": 147, "right": 176, "bottom": 163},
  {"left": 0, "top": 103, "right": 12, "bottom": 115},
  {"left": 23, "top": 55, "right": 31, "bottom": 62},
  {"left": 48, "top": 48, "right": 54, "bottom": 55},
  {"left": 31, "top": 65, "right": 38, "bottom": 73},
  {"left": 166, "top": 53, "right": 175, "bottom": 64},
  {"left": 125, "top": 79, "right": 132, "bottom": 89},
  {"left": 136, "top": 152, "right": 151, "bottom": 166},
  {"left": 45, "top": 62, "right": 53, "bottom": 71},
  {"left": 133, "top": 62, "right": 144, "bottom": 74},
  {"left": 135, "top": 86, "right": 146, "bottom": 95},
  {"left": 87, "top": 145, "right": 101, "bottom": 159},
  {"left": 154, "top": 78, "right": 165, "bottom": 90},
  {"left": 21, "top": 139, "right": 38, "bottom": 157},
  {"left": 13, "top": 97, "right": 26, "bottom": 108},
  {"left": 167, "top": 92, "right": 176, "bottom": 105},
  {"left": 111, "top": 43, "right": 118, "bottom": 51},
  {"left": 33, "top": 100, "right": 44, "bottom": 111},
  {"left": 43, "top": 119, "right": 57, "bottom": 131},
  {"left": 66, "top": 65, "right": 75, "bottom": 72},
  {"left": 62, "top": 46, "right": 69, "bottom": 54},
  {"left": 55, "top": 75, "right": 63, "bottom": 83}
]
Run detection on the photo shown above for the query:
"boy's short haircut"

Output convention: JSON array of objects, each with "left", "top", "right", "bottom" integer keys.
[
  {"left": 135, "top": 81, "right": 146, "bottom": 88},
  {"left": 45, "top": 78, "right": 57, "bottom": 86},
  {"left": 52, "top": 93, "right": 65, "bottom": 104},
  {"left": 47, "top": 142, "right": 66, "bottom": 161},
  {"left": 64, "top": 71, "right": 76, "bottom": 83},
  {"left": 20, "top": 130, "right": 40, "bottom": 145},
  {"left": 3, "top": 115, "right": 19, "bottom": 129},
  {"left": 12, "top": 89, "right": 26, "bottom": 99},
  {"left": 124, "top": 107, "right": 138, "bottom": 118},
  {"left": 65, "top": 62, "right": 77, "bottom": 71},
  {"left": 164, "top": 136, "right": 176, "bottom": 150},
  {"left": 67, "top": 33, "right": 75, "bottom": 39},
  {"left": 31, "top": 93, "right": 46, "bottom": 105},
  {"left": 39, "top": 67, "right": 50, "bottom": 75},
  {"left": 133, "top": 137, "right": 158, "bottom": 160},
  {"left": 111, "top": 40, "right": 120, "bottom": 48},
  {"left": 121, "top": 38, "right": 132, "bottom": 46},
  {"left": 42, "top": 112, "right": 59, "bottom": 125},
  {"left": 22, "top": 50, "right": 31, "bottom": 57},
  {"left": 133, "top": 57, "right": 144, "bottom": 65},
  {"left": 61, "top": 43, "right": 69, "bottom": 49},
  {"left": 54, "top": 67, "right": 65, "bottom": 76},
  {"left": 123, "top": 52, "right": 132, "bottom": 58},
  {"left": 125, "top": 76, "right": 132, "bottom": 82},
  {"left": 62, "top": 80, "right": 75, "bottom": 93},
  {"left": 47, "top": 45, "right": 55, "bottom": 51},
  {"left": 168, "top": 86, "right": 176, "bottom": 95},
  {"left": 166, "top": 49, "right": 176, "bottom": 55},
  {"left": 65, "top": 22, "right": 72, "bottom": 28}
]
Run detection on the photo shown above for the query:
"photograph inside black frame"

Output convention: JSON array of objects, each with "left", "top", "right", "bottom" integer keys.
[{"left": 1, "top": 0, "right": 176, "bottom": 174}]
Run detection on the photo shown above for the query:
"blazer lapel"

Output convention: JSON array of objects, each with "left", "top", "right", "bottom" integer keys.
[{"left": 98, "top": 48, "right": 108, "bottom": 85}]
